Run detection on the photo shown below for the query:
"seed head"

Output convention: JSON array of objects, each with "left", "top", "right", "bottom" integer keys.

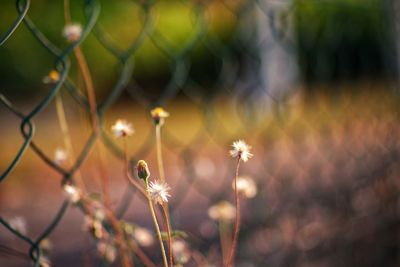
[
  {"left": 148, "top": 180, "right": 171, "bottom": 205},
  {"left": 54, "top": 148, "right": 68, "bottom": 165},
  {"left": 63, "top": 184, "right": 81, "bottom": 203},
  {"left": 233, "top": 176, "right": 257, "bottom": 198},
  {"left": 134, "top": 226, "right": 154, "bottom": 247},
  {"left": 172, "top": 239, "right": 191, "bottom": 265},
  {"left": 111, "top": 119, "right": 134, "bottom": 138},
  {"left": 63, "top": 23, "right": 82, "bottom": 42},
  {"left": 229, "top": 140, "right": 253, "bottom": 162},
  {"left": 208, "top": 201, "right": 236, "bottom": 222}
]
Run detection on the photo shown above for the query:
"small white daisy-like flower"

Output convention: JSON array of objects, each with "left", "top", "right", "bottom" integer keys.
[
  {"left": 97, "top": 241, "right": 117, "bottom": 263},
  {"left": 134, "top": 226, "right": 154, "bottom": 247},
  {"left": 172, "top": 239, "right": 191, "bottom": 265},
  {"left": 111, "top": 119, "right": 134, "bottom": 138},
  {"left": 54, "top": 148, "right": 68, "bottom": 165},
  {"left": 148, "top": 180, "right": 171, "bottom": 205},
  {"left": 38, "top": 256, "right": 51, "bottom": 267},
  {"left": 208, "top": 201, "right": 236, "bottom": 222},
  {"left": 63, "top": 23, "right": 82, "bottom": 42},
  {"left": 229, "top": 140, "right": 253, "bottom": 162},
  {"left": 9, "top": 216, "right": 27, "bottom": 235},
  {"left": 83, "top": 216, "right": 104, "bottom": 239},
  {"left": 232, "top": 176, "right": 257, "bottom": 198},
  {"left": 63, "top": 184, "right": 81, "bottom": 203}
]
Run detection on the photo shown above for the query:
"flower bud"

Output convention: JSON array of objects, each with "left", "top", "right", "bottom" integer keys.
[{"left": 136, "top": 160, "right": 150, "bottom": 180}]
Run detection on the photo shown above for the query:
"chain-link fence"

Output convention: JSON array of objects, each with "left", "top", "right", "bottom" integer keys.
[{"left": 1, "top": 0, "right": 400, "bottom": 266}]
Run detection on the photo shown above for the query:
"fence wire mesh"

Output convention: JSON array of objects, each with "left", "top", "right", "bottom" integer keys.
[{"left": 1, "top": 0, "right": 400, "bottom": 266}]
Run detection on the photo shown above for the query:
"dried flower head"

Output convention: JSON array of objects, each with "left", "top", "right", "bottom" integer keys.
[
  {"left": 83, "top": 216, "right": 104, "bottom": 239},
  {"left": 42, "top": 70, "right": 60, "bottom": 84},
  {"left": 150, "top": 107, "right": 169, "bottom": 126},
  {"left": 9, "top": 216, "right": 27, "bottom": 235},
  {"left": 134, "top": 226, "right": 154, "bottom": 247},
  {"left": 148, "top": 180, "right": 171, "bottom": 205},
  {"left": 232, "top": 176, "right": 257, "bottom": 198},
  {"left": 63, "top": 23, "right": 82, "bottom": 42},
  {"left": 97, "top": 241, "right": 117, "bottom": 263},
  {"left": 111, "top": 119, "right": 134, "bottom": 138},
  {"left": 229, "top": 140, "right": 253, "bottom": 162},
  {"left": 136, "top": 160, "right": 150, "bottom": 180},
  {"left": 63, "top": 184, "right": 81, "bottom": 203},
  {"left": 208, "top": 201, "right": 236, "bottom": 222},
  {"left": 172, "top": 239, "right": 191, "bottom": 265},
  {"left": 38, "top": 256, "right": 51, "bottom": 267},
  {"left": 54, "top": 148, "right": 68, "bottom": 165}
]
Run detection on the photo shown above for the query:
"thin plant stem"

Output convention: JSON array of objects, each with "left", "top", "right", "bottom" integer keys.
[
  {"left": 55, "top": 93, "right": 87, "bottom": 191},
  {"left": 155, "top": 124, "right": 165, "bottom": 182},
  {"left": 123, "top": 138, "right": 147, "bottom": 198},
  {"left": 219, "top": 220, "right": 231, "bottom": 265},
  {"left": 225, "top": 158, "right": 241, "bottom": 267},
  {"left": 155, "top": 124, "right": 173, "bottom": 265},
  {"left": 145, "top": 180, "right": 168, "bottom": 267},
  {"left": 161, "top": 203, "right": 173, "bottom": 267}
]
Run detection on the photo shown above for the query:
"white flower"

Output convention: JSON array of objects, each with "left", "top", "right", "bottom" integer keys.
[
  {"left": 134, "top": 227, "right": 154, "bottom": 247},
  {"left": 229, "top": 140, "right": 253, "bottom": 162},
  {"left": 111, "top": 119, "right": 134, "bottom": 138},
  {"left": 148, "top": 180, "right": 171, "bottom": 205},
  {"left": 38, "top": 256, "right": 51, "bottom": 267},
  {"left": 63, "top": 184, "right": 81, "bottom": 203},
  {"left": 232, "top": 176, "right": 257, "bottom": 198},
  {"left": 9, "top": 216, "right": 27, "bottom": 235},
  {"left": 83, "top": 216, "right": 104, "bottom": 239},
  {"left": 54, "top": 148, "right": 68, "bottom": 165},
  {"left": 172, "top": 239, "right": 191, "bottom": 264},
  {"left": 63, "top": 23, "right": 82, "bottom": 42},
  {"left": 97, "top": 241, "right": 116, "bottom": 263},
  {"left": 208, "top": 201, "right": 236, "bottom": 222}
]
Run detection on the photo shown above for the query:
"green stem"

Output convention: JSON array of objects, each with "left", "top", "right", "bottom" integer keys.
[{"left": 145, "top": 180, "right": 168, "bottom": 267}]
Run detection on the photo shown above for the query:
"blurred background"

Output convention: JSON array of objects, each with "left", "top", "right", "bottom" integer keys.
[{"left": 1, "top": 0, "right": 400, "bottom": 266}]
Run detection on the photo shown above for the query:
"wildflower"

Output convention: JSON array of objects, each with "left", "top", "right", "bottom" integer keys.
[
  {"left": 136, "top": 160, "right": 150, "bottom": 180},
  {"left": 134, "top": 226, "right": 154, "bottom": 247},
  {"left": 150, "top": 107, "right": 169, "bottom": 126},
  {"left": 97, "top": 241, "right": 117, "bottom": 263},
  {"left": 54, "top": 148, "right": 68, "bottom": 165},
  {"left": 232, "top": 176, "right": 257, "bottom": 198},
  {"left": 83, "top": 216, "right": 104, "bottom": 239},
  {"left": 63, "top": 184, "right": 81, "bottom": 203},
  {"left": 208, "top": 201, "right": 236, "bottom": 222},
  {"left": 63, "top": 23, "right": 82, "bottom": 42},
  {"left": 42, "top": 70, "right": 60, "bottom": 84},
  {"left": 9, "top": 216, "right": 27, "bottom": 235},
  {"left": 172, "top": 239, "right": 191, "bottom": 265},
  {"left": 111, "top": 119, "right": 134, "bottom": 138},
  {"left": 229, "top": 140, "right": 253, "bottom": 162},
  {"left": 38, "top": 256, "right": 51, "bottom": 267},
  {"left": 148, "top": 180, "right": 171, "bottom": 205}
]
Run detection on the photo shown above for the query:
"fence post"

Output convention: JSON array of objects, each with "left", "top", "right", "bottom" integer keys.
[{"left": 257, "top": 0, "right": 298, "bottom": 101}]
